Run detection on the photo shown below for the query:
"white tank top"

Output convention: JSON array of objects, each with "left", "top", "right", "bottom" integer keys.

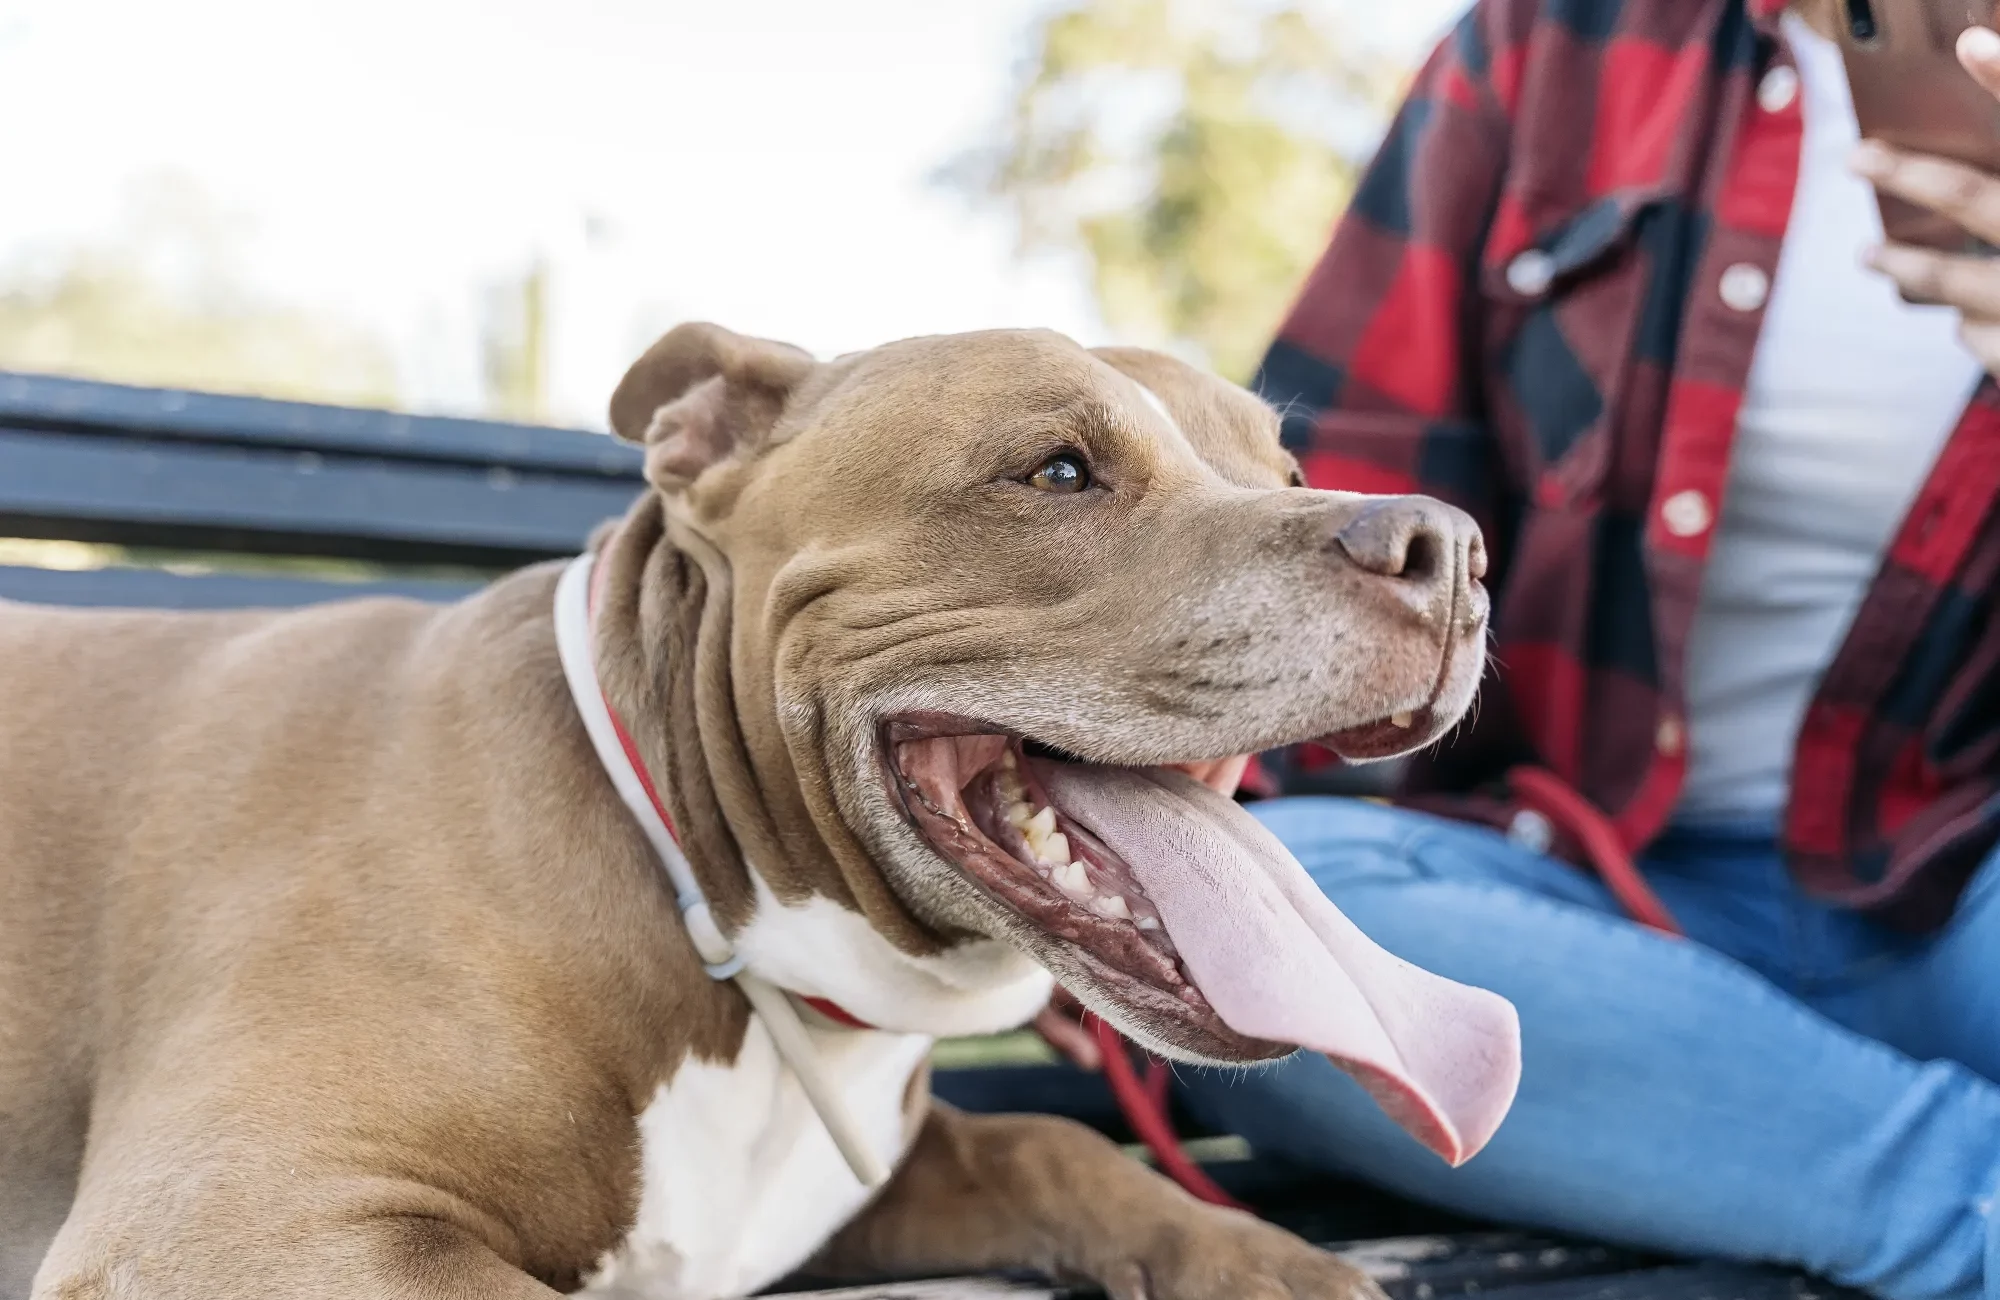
[{"left": 1677, "top": 13, "right": 1983, "bottom": 822}]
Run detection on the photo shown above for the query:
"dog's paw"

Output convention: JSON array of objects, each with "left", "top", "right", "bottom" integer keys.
[{"left": 1097, "top": 1209, "right": 1385, "bottom": 1300}]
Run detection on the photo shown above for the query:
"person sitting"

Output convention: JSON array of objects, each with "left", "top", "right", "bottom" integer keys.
[{"left": 1051, "top": 3, "right": 2000, "bottom": 1298}]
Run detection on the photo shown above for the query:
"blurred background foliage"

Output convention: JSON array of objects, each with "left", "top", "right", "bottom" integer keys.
[
  {"left": 0, "top": 173, "right": 555, "bottom": 421},
  {"left": 0, "top": 175, "right": 403, "bottom": 409},
  {"left": 0, "top": 1, "right": 1408, "bottom": 409},
  {"left": 942, "top": 0, "right": 1400, "bottom": 382}
]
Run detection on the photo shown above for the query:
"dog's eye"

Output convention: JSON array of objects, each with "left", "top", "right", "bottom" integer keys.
[
  {"left": 1288, "top": 466, "right": 1306, "bottom": 488},
  {"left": 1027, "top": 453, "right": 1091, "bottom": 494}
]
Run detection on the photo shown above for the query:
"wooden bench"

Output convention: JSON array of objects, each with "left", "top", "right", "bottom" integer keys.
[{"left": 0, "top": 370, "right": 1848, "bottom": 1300}]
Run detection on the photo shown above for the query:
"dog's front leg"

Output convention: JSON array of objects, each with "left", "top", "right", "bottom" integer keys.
[{"left": 811, "top": 1103, "right": 1383, "bottom": 1300}]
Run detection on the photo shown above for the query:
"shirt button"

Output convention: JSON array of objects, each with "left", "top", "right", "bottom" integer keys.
[
  {"left": 1660, "top": 488, "right": 1713, "bottom": 538},
  {"left": 1507, "top": 809, "right": 1555, "bottom": 855},
  {"left": 1656, "top": 714, "right": 1685, "bottom": 757},
  {"left": 1506, "top": 249, "right": 1555, "bottom": 297},
  {"left": 1758, "top": 64, "right": 1799, "bottom": 113},
  {"left": 1719, "top": 262, "right": 1770, "bottom": 312}
]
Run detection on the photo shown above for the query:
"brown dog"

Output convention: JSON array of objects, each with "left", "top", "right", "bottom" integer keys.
[{"left": 0, "top": 324, "right": 1518, "bottom": 1300}]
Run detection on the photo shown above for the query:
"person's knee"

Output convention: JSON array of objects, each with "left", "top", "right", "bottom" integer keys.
[{"left": 1955, "top": 845, "right": 2000, "bottom": 922}]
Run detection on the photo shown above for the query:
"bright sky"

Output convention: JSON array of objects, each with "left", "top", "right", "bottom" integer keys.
[{"left": 0, "top": 0, "right": 1465, "bottom": 427}]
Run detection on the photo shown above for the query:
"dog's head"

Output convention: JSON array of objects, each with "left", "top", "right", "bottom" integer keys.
[{"left": 608, "top": 322, "right": 1516, "bottom": 1165}]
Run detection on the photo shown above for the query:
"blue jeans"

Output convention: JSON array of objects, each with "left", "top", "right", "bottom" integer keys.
[{"left": 1177, "top": 800, "right": 2000, "bottom": 1300}]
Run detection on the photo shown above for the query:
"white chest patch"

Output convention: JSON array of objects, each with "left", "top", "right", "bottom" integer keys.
[
  {"left": 579, "top": 1020, "right": 933, "bottom": 1300},
  {"left": 730, "top": 871, "right": 1054, "bottom": 1037}
]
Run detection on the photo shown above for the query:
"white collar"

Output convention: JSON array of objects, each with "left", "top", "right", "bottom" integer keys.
[{"left": 552, "top": 551, "right": 890, "bottom": 1187}]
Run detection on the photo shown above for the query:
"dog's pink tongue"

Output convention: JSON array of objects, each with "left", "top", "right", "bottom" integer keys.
[{"left": 1032, "top": 762, "right": 1521, "bottom": 1166}]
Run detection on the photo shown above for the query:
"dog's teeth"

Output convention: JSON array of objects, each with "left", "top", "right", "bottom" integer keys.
[
  {"left": 1023, "top": 806, "right": 1063, "bottom": 862},
  {"left": 1091, "top": 894, "right": 1133, "bottom": 920},
  {"left": 1004, "top": 800, "right": 1034, "bottom": 831},
  {"left": 1390, "top": 711, "right": 1414, "bottom": 728},
  {"left": 1052, "top": 861, "right": 1092, "bottom": 899},
  {"left": 1136, "top": 916, "right": 1162, "bottom": 931}
]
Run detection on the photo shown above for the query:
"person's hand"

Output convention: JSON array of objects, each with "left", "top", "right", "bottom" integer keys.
[
  {"left": 1032, "top": 985, "right": 1102, "bottom": 1071},
  {"left": 1851, "top": 25, "right": 2000, "bottom": 377},
  {"left": 1170, "top": 754, "right": 1251, "bottom": 797}
]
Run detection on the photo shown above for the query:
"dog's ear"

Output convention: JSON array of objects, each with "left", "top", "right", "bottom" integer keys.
[{"left": 608, "top": 322, "right": 816, "bottom": 490}]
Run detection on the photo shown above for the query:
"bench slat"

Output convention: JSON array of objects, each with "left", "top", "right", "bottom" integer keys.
[
  {"left": 766, "top": 1265, "right": 1849, "bottom": 1300},
  {"left": 0, "top": 371, "right": 643, "bottom": 477},
  {"left": 764, "top": 1283, "right": 1051, "bottom": 1299},
  {"left": 765, "top": 1249, "right": 1845, "bottom": 1300},
  {"left": 1468, "top": 1264, "right": 1862, "bottom": 1300},
  {"left": 0, "top": 564, "right": 482, "bottom": 610},
  {"left": 0, "top": 428, "right": 640, "bottom": 566}
]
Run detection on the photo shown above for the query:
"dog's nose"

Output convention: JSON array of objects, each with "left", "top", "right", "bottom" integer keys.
[{"left": 1332, "top": 495, "right": 1486, "bottom": 599}]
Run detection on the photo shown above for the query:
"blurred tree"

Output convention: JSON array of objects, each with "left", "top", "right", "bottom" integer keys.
[
  {"left": 944, "top": 0, "right": 1401, "bottom": 383},
  {"left": 0, "top": 174, "right": 400, "bottom": 407},
  {"left": 480, "top": 256, "right": 552, "bottom": 423}
]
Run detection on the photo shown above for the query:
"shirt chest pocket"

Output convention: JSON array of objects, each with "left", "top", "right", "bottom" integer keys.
[{"left": 1477, "top": 194, "right": 1683, "bottom": 504}]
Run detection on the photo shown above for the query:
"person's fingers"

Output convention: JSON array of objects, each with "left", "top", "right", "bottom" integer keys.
[
  {"left": 1170, "top": 755, "right": 1252, "bottom": 797},
  {"left": 1958, "top": 317, "right": 2000, "bottom": 376},
  {"left": 1032, "top": 1004, "right": 1103, "bottom": 1071},
  {"left": 1851, "top": 139, "right": 2000, "bottom": 245},
  {"left": 1864, "top": 242, "right": 2000, "bottom": 315},
  {"left": 1959, "top": 24, "right": 2000, "bottom": 101}
]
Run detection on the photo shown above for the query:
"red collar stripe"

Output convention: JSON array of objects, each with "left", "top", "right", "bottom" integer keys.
[{"left": 585, "top": 553, "right": 874, "bottom": 1030}]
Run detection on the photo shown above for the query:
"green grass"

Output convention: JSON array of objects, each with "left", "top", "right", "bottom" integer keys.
[
  {"left": 929, "top": 1030, "right": 1061, "bottom": 1069},
  {"left": 1121, "top": 1135, "right": 1253, "bottom": 1165}
]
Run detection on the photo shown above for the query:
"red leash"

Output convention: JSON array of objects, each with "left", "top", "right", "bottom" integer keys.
[
  {"left": 1086, "top": 1014, "right": 1249, "bottom": 1210},
  {"left": 1506, "top": 766, "right": 1682, "bottom": 936}
]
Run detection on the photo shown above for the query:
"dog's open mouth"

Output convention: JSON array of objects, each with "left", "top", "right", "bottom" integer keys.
[
  {"left": 882, "top": 711, "right": 1522, "bottom": 1167},
  {"left": 889, "top": 724, "right": 1230, "bottom": 1040},
  {"left": 1321, "top": 705, "right": 1437, "bottom": 761}
]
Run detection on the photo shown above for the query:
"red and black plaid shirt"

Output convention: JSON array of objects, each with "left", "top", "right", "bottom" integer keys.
[{"left": 1260, "top": 0, "right": 2000, "bottom": 929}]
